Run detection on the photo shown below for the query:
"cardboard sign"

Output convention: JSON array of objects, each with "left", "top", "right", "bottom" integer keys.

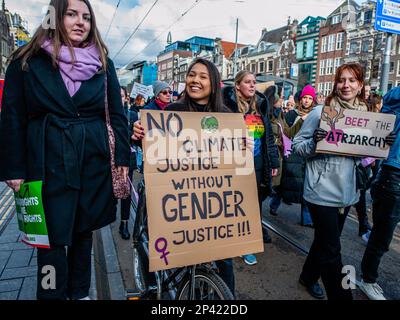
[
  {"left": 316, "top": 105, "right": 396, "bottom": 158},
  {"left": 141, "top": 110, "right": 264, "bottom": 272},
  {"left": 178, "top": 83, "right": 186, "bottom": 94},
  {"left": 131, "top": 82, "right": 154, "bottom": 100}
]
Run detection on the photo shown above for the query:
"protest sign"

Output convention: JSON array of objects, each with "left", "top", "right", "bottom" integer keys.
[
  {"left": 141, "top": 110, "right": 263, "bottom": 272},
  {"left": 131, "top": 82, "right": 154, "bottom": 100},
  {"left": 178, "top": 83, "right": 186, "bottom": 94},
  {"left": 316, "top": 105, "right": 396, "bottom": 158},
  {"left": 14, "top": 181, "right": 50, "bottom": 249}
]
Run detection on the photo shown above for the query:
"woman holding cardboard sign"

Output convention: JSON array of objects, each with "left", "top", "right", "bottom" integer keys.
[
  {"left": 0, "top": 0, "right": 130, "bottom": 300},
  {"left": 132, "top": 58, "right": 236, "bottom": 297},
  {"left": 292, "top": 63, "right": 370, "bottom": 300}
]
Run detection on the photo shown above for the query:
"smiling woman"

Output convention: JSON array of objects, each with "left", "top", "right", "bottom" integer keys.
[{"left": 0, "top": 0, "right": 130, "bottom": 300}]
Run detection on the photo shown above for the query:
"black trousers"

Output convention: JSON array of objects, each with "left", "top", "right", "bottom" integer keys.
[
  {"left": 36, "top": 231, "right": 93, "bottom": 300},
  {"left": 301, "top": 202, "right": 353, "bottom": 300},
  {"left": 355, "top": 189, "right": 370, "bottom": 235},
  {"left": 361, "top": 166, "right": 400, "bottom": 283}
]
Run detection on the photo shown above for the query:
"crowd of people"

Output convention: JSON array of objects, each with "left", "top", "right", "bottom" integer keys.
[{"left": 0, "top": 0, "right": 398, "bottom": 301}]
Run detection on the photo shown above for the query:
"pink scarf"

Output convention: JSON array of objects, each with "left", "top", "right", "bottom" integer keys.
[
  {"left": 41, "top": 40, "right": 102, "bottom": 97},
  {"left": 155, "top": 99, "right": 169, "bottom": 110}
]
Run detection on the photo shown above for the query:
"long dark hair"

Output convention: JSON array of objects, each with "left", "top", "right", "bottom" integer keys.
[
  {"left": 10, "top": 0, "right": 108, "bottom": 71},
  {"left": 182, "top": 58, "right": 225, "bottom": 112},
  {"left": 264, "top": 84, "right": 283, "bottom": 120},
  {"left": 325, "top": 63, "right": 367, "bottom": 106}
]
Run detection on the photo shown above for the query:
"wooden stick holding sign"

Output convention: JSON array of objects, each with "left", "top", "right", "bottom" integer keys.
[
  {"left": 316, "top": 105, "right": 396, "bottom": 159},
  {"left": 141, "top": 110, "right": 264, "bottom": 272}
]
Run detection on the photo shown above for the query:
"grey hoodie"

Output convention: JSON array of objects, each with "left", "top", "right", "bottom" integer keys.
[{"left": 292, "top": 105, "right": 360, "bottom": 208}]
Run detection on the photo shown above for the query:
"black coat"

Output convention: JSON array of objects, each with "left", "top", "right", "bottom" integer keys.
[
  {"left": 222, "top": 86, "right": 280, "bottom": 190},
  {"left": 0, "top": 50, "right": 130, "bottom": 246},
  {"left": 280, "top": 111, "right": 305, "bottom": 204}
]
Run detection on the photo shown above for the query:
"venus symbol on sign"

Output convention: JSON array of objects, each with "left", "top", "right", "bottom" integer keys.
[{"left": 155, "top": 237, "right": 170, "bottom": 265}]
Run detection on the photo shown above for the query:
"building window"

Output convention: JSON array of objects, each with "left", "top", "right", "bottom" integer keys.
[
  {"left": 268, "top": 60, "right": 274, "bottom": 72},
  {"left": 349, "top": 40, "right": 360, "bottom": 54},
  {"left": 328, "top": 34, "right": 336, "bottom": 52},
  {"left": 321, "top": 36, "right": 328, "bottom": 53},
  {"left": 364, "top": 10, "right": 372, "bottom": 25},
  {"left": 334, "top": 57, "right": 341, "bottom": 73},
  {"left": 259, "top": 61, "right": 265, "bottom": 73},
  {"left": 390, "top": 61, "right": 395, "bottom": 73},
  {"left": 306, "top": 39, "right": 314, "bottom": 58},
  {"left": 388, "top": 81, "right": 393, "bottom": 91},
  {"left": 331, "top": 15, "right": 341, "bottom": 25},
  {"left": 251, "top": 63, "right": 256, "bottom": 73},
  {"left": 336, "top": 32, "right": 344, "bottom": 50},
  {"left": 318, "top": 83, "right": 324, "bottom": 93},
  {"left": 296, "top": 41, "right": 304, "bottom": 59},
  {"left": 326, "top": 59, "right": 334, "bottom": 75},
  {"left": 396, "top": 80, "right": 400, "bottom": 87},
  {"left": 319, "top": 59, "right": 326, "bottom": 76},
  {"left": 361, "top": 39, "right": 370, "bottom": 53},
  {"left": 397, "top": 60, "right": 400, "bottom": 76}
]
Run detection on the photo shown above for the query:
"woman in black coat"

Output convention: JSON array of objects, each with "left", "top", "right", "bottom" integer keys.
[
  {"left": 0, "top": 0, "right": 130, "bottom": 300},
  {"left": 222, "top": 71, "right": 279, "bottom": 266}
]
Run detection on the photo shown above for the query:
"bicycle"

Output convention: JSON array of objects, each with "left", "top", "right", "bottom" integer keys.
[{"left": 127, "top": 178, "right": 234, "bottom": 300}]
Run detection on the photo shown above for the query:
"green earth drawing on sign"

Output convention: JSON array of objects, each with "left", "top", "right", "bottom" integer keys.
[{"left": 201, "top": 116, "right": 219, "bottom": 133}]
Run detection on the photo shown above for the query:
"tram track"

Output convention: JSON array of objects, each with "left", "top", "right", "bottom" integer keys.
[
  {"left": 262, "top": 219, "right": 310, "bottom": 255},
  {"left": 262, "top": 211, "right": 400, "bottom": 257}
]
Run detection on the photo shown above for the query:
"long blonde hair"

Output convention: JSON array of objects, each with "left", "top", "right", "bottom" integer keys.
[
  {"left": 234, "top": 70, "right": 258, "bottom": 114},
  {"left": 10, "top": 0, "right": 108, "bottom": 71}
]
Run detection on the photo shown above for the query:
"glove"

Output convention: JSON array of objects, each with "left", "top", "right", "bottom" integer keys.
[
  {"left": 313, "top": 128, "right": 328, "bottom": 143},
  {"left": 385, "top": 131, "right": 397, "bottom": 146}
]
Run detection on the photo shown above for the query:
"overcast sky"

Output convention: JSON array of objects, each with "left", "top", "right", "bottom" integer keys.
[{"left": 6, "top": 0, "right": 364, "bottom": 67}]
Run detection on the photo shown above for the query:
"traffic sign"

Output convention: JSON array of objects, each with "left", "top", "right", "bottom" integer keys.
[{"left": 375, "top": 0, "right": 400, "bottom": 34}]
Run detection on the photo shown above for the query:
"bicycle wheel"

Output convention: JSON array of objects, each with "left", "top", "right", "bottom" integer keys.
[
  {"left": 176, "top": 269, "right": 234, "bottom": 300},
  {"left": 133, "top": 246, "right": 147, "bottom": 294}
]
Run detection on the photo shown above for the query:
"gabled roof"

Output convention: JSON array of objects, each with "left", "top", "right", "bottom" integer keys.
[
  {"left": 298, "top": 16, "right": 326, "bottom": 26},
  {"left": 247, "top": 43, "right": 280, "bottom": 58},
  {"left": 220, "top": 40, "right": 245, "bottom": 58},
  {"left": 259, "top": 26, "right": 288, "bottom": 44},
  {"left": 327, "top": 0, "right": 360, "bottom": 18}
]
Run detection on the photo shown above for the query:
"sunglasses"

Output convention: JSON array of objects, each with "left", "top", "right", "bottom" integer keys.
[{"left": 160, "top": 90, "right": 172, "bottom": 95}]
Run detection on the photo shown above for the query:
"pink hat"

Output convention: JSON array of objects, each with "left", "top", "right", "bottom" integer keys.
[{"left": 300, "top": 85, "right": 316, "bottom": 101}]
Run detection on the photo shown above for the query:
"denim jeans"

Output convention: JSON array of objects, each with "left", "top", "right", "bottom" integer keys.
[
  {"left": 301, "top": 202, "right": 353, "bottom": 300},
  {"left": 37, "top": 231, "right": 93, "bottom": 300},
  {"left": 301, "top": 202, "right": 313, "bottom": 226},
  {"left": 361, "top": 165, "right": 400, "bottom": 283}
]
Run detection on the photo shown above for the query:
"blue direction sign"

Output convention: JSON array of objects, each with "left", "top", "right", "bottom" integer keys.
[{"left": 375, "top": 0, "right": 400, "bottom": 34}]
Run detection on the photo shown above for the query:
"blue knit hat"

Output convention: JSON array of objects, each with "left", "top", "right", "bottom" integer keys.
[{"left": 152, "top": 81, "right": 170, "bottom": 97}]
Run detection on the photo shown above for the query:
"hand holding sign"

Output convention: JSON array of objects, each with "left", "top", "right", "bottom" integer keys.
[
  {"left": 6, "top": 179, "right": 25, "bottom": 192},
  {"left": 385, "top": 131, "right": 397, "bottom": 146},
  {"left": 313, "top": 128, "right": 328, "bottom": 143},
  {"left": 132, "top": 120, "right": 145, "bottom": 141}
]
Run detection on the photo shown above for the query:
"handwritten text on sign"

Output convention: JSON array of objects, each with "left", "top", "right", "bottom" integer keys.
[
  {"left": 316, "top": 106, "right": 396, "bottom": 158},
  {"left": 141, "top": 110, "right": 264, "bottom": 272}
]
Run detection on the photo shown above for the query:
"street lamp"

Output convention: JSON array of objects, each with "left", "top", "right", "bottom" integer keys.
[{"left": 232, "top": 0, "right": 246, "bottom": 78}]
